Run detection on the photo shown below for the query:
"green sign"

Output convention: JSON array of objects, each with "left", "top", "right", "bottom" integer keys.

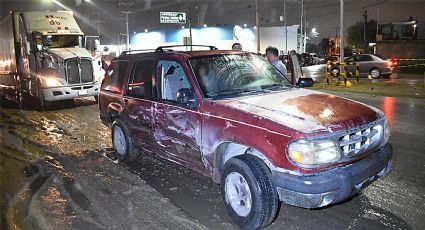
[{"left": 160, "top": 12, "right": 186, "bottom": 24}]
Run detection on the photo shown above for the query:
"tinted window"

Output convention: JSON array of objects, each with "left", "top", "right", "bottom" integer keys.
[
  {"left": 127, "top": 59, "right": 155, "bottom": 98},
  {"left": 101, "top": 60, "right": 128, "bottom": 93},
  {"left": 356, "top": 55, "right": 373, "bottom": 62}
]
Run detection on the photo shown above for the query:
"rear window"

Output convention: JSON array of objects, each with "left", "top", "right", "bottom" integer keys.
[{"left": 101, "top": 60, "right": 129, "bottom": 93}]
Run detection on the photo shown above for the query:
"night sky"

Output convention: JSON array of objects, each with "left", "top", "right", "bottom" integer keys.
[{"left": 1, "top": 0, "right": 424, "bottom": 43}]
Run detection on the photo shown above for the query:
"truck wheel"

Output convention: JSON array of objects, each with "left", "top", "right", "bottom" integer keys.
[
  {"left": 111, "top": 119, "right": 140, "bottom": 162},
  {"left": 14, "top": 76, "right": 25, "bottom": 106},
  {"left": 370, "top": 68, "right": 381, "bottom": 79},
  {"left": 221, "top": 155, "right": 279, "bottom": 230}
]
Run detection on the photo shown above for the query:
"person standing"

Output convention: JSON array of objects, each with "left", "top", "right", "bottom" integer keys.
[{"left": 266, "top": 46, "right": 287, "bottom": 77}]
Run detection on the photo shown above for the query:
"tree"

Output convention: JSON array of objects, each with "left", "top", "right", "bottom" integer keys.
[{"left": 347, "top": 20, "right": 377, "bottom": 53}]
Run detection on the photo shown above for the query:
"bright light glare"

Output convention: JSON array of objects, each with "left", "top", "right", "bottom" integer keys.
[{"left": 45, "top": 78, "right": 62, "bottom": 87}]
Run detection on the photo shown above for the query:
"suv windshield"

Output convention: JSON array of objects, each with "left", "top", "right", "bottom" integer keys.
[
  {"left": 189, "top": 53, "right": 291, "bottom": 98},
  {"left": 42, "top": 35, "right": 82, "bottom": 48}
]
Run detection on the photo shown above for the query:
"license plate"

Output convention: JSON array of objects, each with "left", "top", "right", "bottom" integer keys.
[{"left": 78, "top": 90, "right": 88, "bottom": 96}]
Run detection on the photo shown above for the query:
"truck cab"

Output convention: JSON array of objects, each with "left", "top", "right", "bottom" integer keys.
[{"left": 3, "top": 11, "right": 103, "bottom": 109}]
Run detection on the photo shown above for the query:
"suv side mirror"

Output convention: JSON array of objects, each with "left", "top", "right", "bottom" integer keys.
[
  {"left": 296, "top": 77, "right": 314, "bottom": 88},
  {"left": 177, "top": 88, "right": 195, "bottom": 106}
]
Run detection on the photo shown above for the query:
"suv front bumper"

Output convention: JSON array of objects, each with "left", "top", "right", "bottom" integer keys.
[{"left": 272, "top": 143, "right": 392, "bottom": 208}]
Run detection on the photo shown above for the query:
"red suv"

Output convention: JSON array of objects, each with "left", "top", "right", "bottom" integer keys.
[{"left": 99, "top": 46, "right": 392, "bottom": 230}]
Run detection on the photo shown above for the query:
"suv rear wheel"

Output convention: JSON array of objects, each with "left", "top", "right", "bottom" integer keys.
[
  {"left": 112, "top": 119, "right": 140, "bottom": 162},
  {"left": 221, "top": 155, "right": 278, "bottom": 230}
]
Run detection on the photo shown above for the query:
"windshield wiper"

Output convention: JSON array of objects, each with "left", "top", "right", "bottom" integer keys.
[
  {"left": 260, "top": 83, "right": 293, "bottom": 91},
  {"left": 208, "top": 87, "right": 264, "bottom": 97}
]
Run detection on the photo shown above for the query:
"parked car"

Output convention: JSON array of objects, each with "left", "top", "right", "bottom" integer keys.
[
  {"left": 345, "top": 54, "right": 393, "bottom": 79},
  {"left": 99, "top": 46, "right": 392, "bottom": 230}
]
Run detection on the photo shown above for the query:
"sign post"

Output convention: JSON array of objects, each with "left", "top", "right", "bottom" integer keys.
[{"left": 160, "top": 12, "right": 191, "bottom": 50}]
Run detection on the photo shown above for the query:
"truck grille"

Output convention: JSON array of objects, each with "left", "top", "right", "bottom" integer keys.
[
  {"left": 81, "top": 59, "right": 93, "bottom": 83},
  {"left": 339, "top": 124, "right": 382, "bottom": 157},
  {"left": 65, "top": 58, "right": 93, "bottom": 84}
]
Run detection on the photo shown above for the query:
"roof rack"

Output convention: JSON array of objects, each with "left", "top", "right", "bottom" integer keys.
[
  {"left": 120, "top": 49, "right": 156, "bottom": 55},
  {"left": 155, "top": 45, "right": 218, "bottom": 53}
]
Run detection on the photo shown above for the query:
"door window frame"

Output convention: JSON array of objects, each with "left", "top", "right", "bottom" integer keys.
[{"left": 154, "top": 58, "right": 199, "bottom": 109}]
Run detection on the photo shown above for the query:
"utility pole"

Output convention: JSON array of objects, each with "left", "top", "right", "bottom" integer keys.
[
  {"left": 300, "top": 0, "right": 304, "bottom": 53},
  {"left": 93, "top": 12, "right": 104, "bottom": 36},
  {"left": 376, "top": 8, "right": 379, "bottom": 39},
  {"left": 340, "top": 0, "right": 344, "bottom": 61},
  {"left": 303, "top": 7, "right": 307, "bottom": 53},
  {"left": 119, "top": 1, "right": 134, "bottom": 51},
  {"left": 284, "top": 0, "right": 287, "bottom": 53},
  {"left": 255, "top": 0, "right": 260, "bottom": 52},
  {"left": 363, "top": 9, "right": 368, "bottom": 51}
]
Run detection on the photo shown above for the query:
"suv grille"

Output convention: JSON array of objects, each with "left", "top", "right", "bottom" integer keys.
[
  {"left": 339, "top": 124, "right": 382, "bottom": 157},
  {"left": 65, "top": 58, "right": 93, "bottom": 84}
]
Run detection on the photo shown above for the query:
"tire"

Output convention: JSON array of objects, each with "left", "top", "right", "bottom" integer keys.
[
  {"left": 370, "top": 68, "right": 381, "bottom": 79},
  {"left": 14, "top": 75, "right": 24, "bottom": 105},
  {"left": 111, "top": 119, "right": 140, "bottom": 162},
  {"left": 221, "top": 155, "right": 279, "bottom": 230},
  {"left": 36, "top": 80, "right": 51, "bottom": 111},
  {"left": 94, "top": 95, "right": 99, "bottom": 103}
]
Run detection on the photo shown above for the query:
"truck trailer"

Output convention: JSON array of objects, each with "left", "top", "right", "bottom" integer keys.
[{"left": 0, "top": 11, "right": 103, "bottom": 109}]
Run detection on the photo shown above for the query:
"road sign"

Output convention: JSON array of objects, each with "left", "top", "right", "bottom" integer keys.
[{"left": 160, "top": 12, "right": 186, "bottom": 24}]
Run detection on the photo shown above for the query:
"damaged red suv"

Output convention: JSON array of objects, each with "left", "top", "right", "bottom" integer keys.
[{"left": 99, "top": 46, "right": 392, "bottom": 230}]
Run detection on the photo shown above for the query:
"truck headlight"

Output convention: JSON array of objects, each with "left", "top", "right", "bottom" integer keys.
[
  {"left": 44, "top": 78, "right": 62, "bottom": 87},
  {"left": 288, "top": 139, "right": 340, "bottom": 167}
]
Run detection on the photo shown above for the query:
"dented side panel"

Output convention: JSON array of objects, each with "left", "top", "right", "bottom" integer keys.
[{"left": 152, "top": 102, "right": 204, "bottom": 174}]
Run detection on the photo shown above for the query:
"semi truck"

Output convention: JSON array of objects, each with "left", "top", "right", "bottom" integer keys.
[{"left": 0, "top": 11, "right": 103, "bottom": 109}]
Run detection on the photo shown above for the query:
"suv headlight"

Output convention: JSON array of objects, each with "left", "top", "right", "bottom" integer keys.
[{"left": 287, "top": 139, "right": 340, "bottom": 167}]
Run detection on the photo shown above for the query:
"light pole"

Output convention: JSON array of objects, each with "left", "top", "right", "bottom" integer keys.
[
  {"left": 255, "top": 0, "right": 260, "bottom": 52},
  {"left": 284, "top": 0, "right": 287, "bottom": 53},
  {"left": 340, "top": 0, "right": 344, "bottom": 61}
]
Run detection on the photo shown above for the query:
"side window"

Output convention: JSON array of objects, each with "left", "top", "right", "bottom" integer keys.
[
  {"left": 127, "top": 59, "right": 155, "bottom": 98},
  {"left": 157, "top": 60, "right": 192, "bottom": 102},
  {"left": 364, "top": 55, "right": 373, "bottom": 61},
  {"left": 101, "top": 60, "right": 128, "bottom": 93}
]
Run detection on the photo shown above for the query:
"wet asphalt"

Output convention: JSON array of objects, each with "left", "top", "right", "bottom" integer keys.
[{"left": 0, "top": 78, "right": 424, "bottom": 229}]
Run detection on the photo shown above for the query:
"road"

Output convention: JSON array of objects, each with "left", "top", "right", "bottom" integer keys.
[{"left": 0, "top": 84, "right": 424, "bottom": 229}]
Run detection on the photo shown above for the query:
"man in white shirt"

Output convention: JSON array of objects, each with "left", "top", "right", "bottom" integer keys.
[{"left": 265, "top": 46, "right": 287, "bottom": 77}]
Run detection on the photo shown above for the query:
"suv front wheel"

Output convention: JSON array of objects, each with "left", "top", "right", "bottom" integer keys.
[
  {"left": 221, "top": 155, "right": 279, "bottom": 230},
  {"left": 111, "top": 119, "right": 140, "bottom": 162}
]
